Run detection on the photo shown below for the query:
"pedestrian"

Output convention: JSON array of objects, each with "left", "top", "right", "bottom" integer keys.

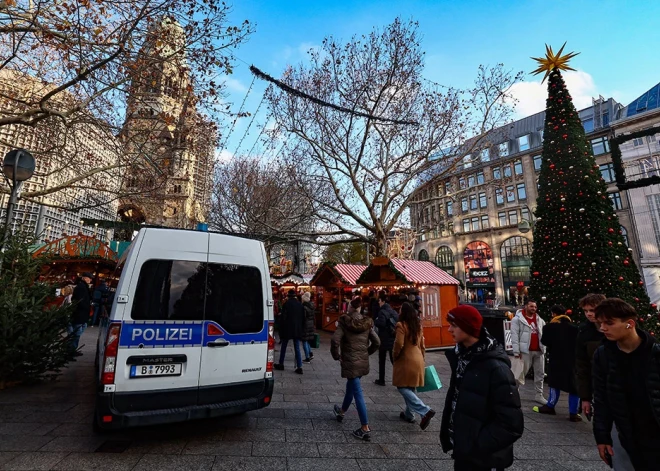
[
  {"left": 301, "top": 291, "right": 315, "bottom": 363},
  {"left": 511, "top": 299, "right": 547, "bottom": 404},
  {"left": 592, "top": 298, "right": 660, "bottom": 469},
  {"left": 92, "top": 280, "right": 108, "bottom": 326},
  {"left": 60, "top": 285, "right": 73, "bottom": 306},
  {"left": 69, "top": 272, "right": 93, "bottom": 358},
  {"left": 374, "top": 293, "right": 398, "bottom": 386},
  {"left": 533, "top": 304, "right": 581, "bottom": 421},
  {"left": 273, "top": 290, "right": 305, "bottom": 374},
  {"left": 368, "top": 290, "right": 379, "bottom": 320},
  {"left": 331, "top": 297, "right": 380, "bottom": 441},
  {"left": 393, "top": 302, "right": 436, "bottom": 429},
  {"left": 440, "top": 304, "right": 524, "bottom": 470}
]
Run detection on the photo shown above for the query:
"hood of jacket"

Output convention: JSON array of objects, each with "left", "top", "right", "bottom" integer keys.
[
  {"left": 515, "top": 310, "right": 540, "bottom": 326},
  {"left": 340, "top": 311, "right": 373, "bottom": 334}
]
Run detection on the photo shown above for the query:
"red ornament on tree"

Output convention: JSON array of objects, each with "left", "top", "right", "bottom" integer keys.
[
  {"left": 533, "top": 271, "right": 540, "bottom": 277},
  {"left": 566, "top": 309, "right": 573, "bottom": 315},
  {"left": 624, "top": 260, "right": 630, "bottom": 266},
  {"left": 608, "top": 228, "right": 614, "bottom": 233},
  {"left": 560, "top": 207, "right": 566, "bottom": 212},
  {"left": 577, "top": 253, "right": 582, "bottom": 257},
  {"left": 549, "top": 164, "right": 555, "bottom": 170},
  {"left": 619, "top": 276, "right": 624, "bottom": 281},
  {"left": 561, "top": 242, "right": 568, "bottom": 247},
  {"left": 586, "top": 279, "right": 592, "bottom": 283}
]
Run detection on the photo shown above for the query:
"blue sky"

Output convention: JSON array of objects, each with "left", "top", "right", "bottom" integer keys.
[{"left": 218, "top": 0, "right": 660, "bottom": 160}]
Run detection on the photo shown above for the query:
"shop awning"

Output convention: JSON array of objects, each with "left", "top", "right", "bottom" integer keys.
[
  {"left": 356, "top": 257, "right": 460, "bottom": 286},
  {"left": 310, "top": 262, "right": 367, "bottom": 286}
]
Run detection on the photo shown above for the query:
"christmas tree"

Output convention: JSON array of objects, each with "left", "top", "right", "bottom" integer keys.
[{"left": 528, "top": 44, "right": 658, "bottom": 333}]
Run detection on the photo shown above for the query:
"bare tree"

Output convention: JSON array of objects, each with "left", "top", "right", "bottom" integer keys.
[
  {"left": 264, "top": 18, "right": 521, "bottom": 255},
  {"left": 0, "top": 0, "right": 252, "bottom": 211}
]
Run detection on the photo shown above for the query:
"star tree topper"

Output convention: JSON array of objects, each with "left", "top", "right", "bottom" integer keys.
[{"left": 531, "top": 42, "right": 580, "bottom": 82}]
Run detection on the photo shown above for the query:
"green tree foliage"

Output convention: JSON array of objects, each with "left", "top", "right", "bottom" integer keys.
[
  {"left": 0, "top": 229, "right": 72, "bottom": 387},
  {"left": 529, "top": 68, "right": 658, "bottom": 332},
  {"left": 323, "top": 242, "right": 367, "bottom": 265}
]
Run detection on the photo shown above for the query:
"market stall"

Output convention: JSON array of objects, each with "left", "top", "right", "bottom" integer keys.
[
  {"left": 355, "top": 257, "right": 460, "bottom": 348},
  {"left": 309, "top": 263, "right": 367, "bottom": 332}
]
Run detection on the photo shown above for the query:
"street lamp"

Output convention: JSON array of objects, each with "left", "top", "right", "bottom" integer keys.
[
  {"left": 517, "top": 204, "right": 536, "bottom": 234},
  {"left": 3, "top": 148, "right": 36, "bottom": 232}
]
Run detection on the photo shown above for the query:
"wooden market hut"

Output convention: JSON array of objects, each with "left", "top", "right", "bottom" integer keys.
[
  {"left": 309, "top": 262, "right": 367, "bottom": 332},
  {"left": 356, "top": 257, "right": 460, "bottom": 348}
]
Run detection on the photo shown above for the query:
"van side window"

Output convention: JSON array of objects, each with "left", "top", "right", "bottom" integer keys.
[
  {"left": 206, "top": 263, "right": 264, "bottom": 334},
  {"left": 131, "top": 260, "right": 206, "bottom": 321}
]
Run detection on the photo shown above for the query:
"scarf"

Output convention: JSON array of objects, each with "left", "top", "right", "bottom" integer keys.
[
  {"left": 448, "top": 331, "right": 497, "bottom": 447},
  {"left": 550, "top": 314, "right": 571, "bottom": 324}
]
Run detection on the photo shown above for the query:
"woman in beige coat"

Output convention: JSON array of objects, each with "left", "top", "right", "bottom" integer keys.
[{"left": 393, "top": 302, "right": 436, "bottom": 430}]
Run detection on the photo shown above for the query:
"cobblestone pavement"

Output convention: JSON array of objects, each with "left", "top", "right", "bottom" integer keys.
[{"left": 0, "top": 328, "right": 607, "bottom": 470}]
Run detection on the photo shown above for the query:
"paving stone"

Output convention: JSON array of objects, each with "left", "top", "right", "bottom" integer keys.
[
  {"left": 132, "top": 455, "right": 215, "bottom": 471},
  {"left": 380, "top": 443, "right": 448, "bottom": 459},
  {"left": 52, "top": 453, "right": 142, "bottom": 471},
  {"left": 557, "top": 461, "right": 609, "bottom": 470},
  {"left": 211, "top": 456, "right": 287, "bottom": 470},
  {"left": 351, "top": 430, "right": 406, "bottom": 444},
  {"left": 218, "top": 428, "right": 285, "bottom": 443},
  {"left": 0, "top": 455, "right": 20, "bottom": 467},
  {"left": 423, "top": 460, "right": 454, "bottom": 470},
  {"left": 286, "top": 430, "right": 346, "bottom": 443},
  {"left": 0, "top": 452, "right": 68, "bottom": 470},
  {"left": 357, "top": 459, "right": 432, "bottom": 471},
  {"left": 284, "top": 409, "right": 334, "bottom": 419},
  {"left": 404, "top": 432, "right": 441, "bottom": 444},
  {"left": 560, "top": 445, "right": 602, "bottom": 461},
  {"left": 0, "top": 436, "right": 55, "bottom": 452},
  {"left": 182, "top": 441, "right": 252, "bottom": 456},
  {"left": 246, "top": 408, "right": 285, "bottom": 418},
  {"left": 124, "top": 438, "right": 188, "bottom": 455},
  {"left": 267, "top": 401, "right": 308, "bottom": 410},
  {"left": 513, "top": 445, "right": 578, "bottom": 461},
  {"left": 508, "top": 461, "right": 573, "bottom": 471},
  {"left": 317, "top": 442, "right": 386, "bottom": 458},
  {"left": 46, "top": 424, "right": 97, "bottom": 437},
  {"left": 252, "top": 442, "right": 319, "bottom": 457},
  {"left": 256, "top": 418, "right": 313, "bottom": 430},
  {"left": 39, "top": 436, "right": 105, "bottom": 453},
  {"left": 286, "top": 458, "right": 360, "bottom": 471}
]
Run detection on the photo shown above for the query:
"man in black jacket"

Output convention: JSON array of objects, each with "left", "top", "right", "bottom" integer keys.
[
  {"left": 273, "top": 290, "right": 305, "bottom": 374},
  {"left": 69, "top": 272, "right": 93, "bottom": 357},
  {"left": 575, "top": 293, "right": 606, "bottom": 417},
  {"left": 374, "top": 293, "right": 398, "bottom": 386},
  {"left": 441, "top": 305, "right": 523, "bottom": 471},
  {"left": 592, "top": 298, "right": 660, "bottom": 469}
]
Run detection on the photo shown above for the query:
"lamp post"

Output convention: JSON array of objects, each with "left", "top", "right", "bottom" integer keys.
[{"left": 2, "top": 148, "right": 36, "bottom": 235}]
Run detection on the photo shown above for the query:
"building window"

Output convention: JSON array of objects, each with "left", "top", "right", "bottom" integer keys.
[
  {"left": 620, "top": 226, "right": 629, "bottom": 247},
  {"left": 508, "top": 210, "right": 519, "bottom": 225},
  {"left": 481, "top": 148, "right": 490, "bottom": 162},
  {"left": 516, "top": 183, "right": 527, "bottom": 200},
  {"left": 533, "top": 154, "right": 542, "bottom": 172},
  {"left": 518, "top": 134, "right": 530, "bottom": 152},
  {"left": 418, "top": 250, "right": 430, "bottom": 261},
  {"left": 470, "top": 217, "right": 479, "bottom": 231},
  {"left": 476, "top": 171, "right": 485, "bottom": 185},
  {"left": 446, "top": 201, "right": 453, "bottom": 216},
  {"left": 445, "top": 181, "right": 452, "bottom": 195},
  {"left": 521, "top": 206, "right": 530, "bottom": 222},
  {"left": 648, "top": 195, "right": 660, "bottom": 250},
  {"left": 609, "top": 192, "right": 623, "bottom": 210},
  {"left": 633, "top": 137, "right": 645, "bottom": 147},
  {"left": 591, "top": 136, "right": 610, "bottom": 155},
  {"left": 498, "top": 211, "right": 507, "bottom": 227},
  {"left": 435, "top": 246, "right": 454, "bottom": 275},
  {"left": 479, "top": 192, "right": 487, "bottom": 208},
  {"left": 463, "top": 154, "right": 472, "bottom": 169},
  {"left": 599, "top": 163, "right": 616, "bottom": 183},
  {"left": 503, "top": 164, "right": 512, "bottom": 178},
  {"left": 493, "top": 167, "right": 502, "bottom": 180},
  {"left": 481, "top": 215, "right": 489, "bottom": 229},
  {"left": 499, "top": 142, "right": 509, "bottom": 157},
  {"left": 582, "top": 118, "right": 594, "bottom": 133},
  {"left": 468, "top": 174, "right": 475, "bottom": 187},
  {"left": 538, "top": 129, "right": 544, "bottom": 143},
  {"left": 463, "top": 219, "right": 470, "bottom": 233},
  {"left": 496, "top": 188, "right": 504, "bottom": 205},
  {"left": 461, "top": 197, "right": 468, "bottom": 212},
  {"left": 470, "top": 194, "right": 478, "bottom": 210},
  {"left": 459, "top": 177, "right": 466, "bottom": 189},
  {"left": 506, "top": 185, "right": 516, "bottom": 202},
  {"left": 514, "top": 159, "right": 523, "bottom": 175}
]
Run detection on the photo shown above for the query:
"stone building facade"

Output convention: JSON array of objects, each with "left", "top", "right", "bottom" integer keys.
[{"left": 409, "top": 97, "right": 641, "bottom": 307}]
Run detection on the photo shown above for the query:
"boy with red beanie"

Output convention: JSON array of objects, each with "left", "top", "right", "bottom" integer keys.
[{"left": 440, "top": 305, "right": 524, "bottom": 471}]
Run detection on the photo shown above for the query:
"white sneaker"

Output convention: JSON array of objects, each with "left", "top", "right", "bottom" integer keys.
[{"left": 535, "top": 394, "right": 547, "bottom": 405}]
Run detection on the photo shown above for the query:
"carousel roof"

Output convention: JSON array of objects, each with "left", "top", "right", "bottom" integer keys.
[
  {"left": 271, "top": 273, "right": 306, "bottom": 285},
  {"left": 32, "top": 234, "right": 118, "bottom": 262}
]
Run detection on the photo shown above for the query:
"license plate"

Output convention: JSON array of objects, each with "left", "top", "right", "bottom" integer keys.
[{"left": 130, "top": 363, "right": 182, "bottom": 378}]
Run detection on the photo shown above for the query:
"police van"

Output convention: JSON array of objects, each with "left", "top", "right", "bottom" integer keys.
[{"left": 94, "top": 228, "right": 275, "bottom": 430}]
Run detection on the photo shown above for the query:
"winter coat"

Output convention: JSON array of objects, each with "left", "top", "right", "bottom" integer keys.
[
  {"left": 593, "top": 330, "right": 660, "bottom": 468},
  {"left": 575, "top": 320, "right": 604, "bottom": 400},
  {"left": 392, "top": 322, "right": 426, "bottom": 388},
  {"left": 280, "top": 297, "right": 305, "bottom": 341},
  {"left": 440, "top": 333, "right": 524, "bottom": 469},
  {"left": 369, "top": 298, "right": 380, "bottom": 320},
  {"left": 71, "top": 279, "right": 91, "bottom": 325},
  {"left": 510, "top": 311, "right": 545, "bottom": 355},
  {"left": 330, "top": 310, "right": 380, "bottom": 379},
  {"left": 375, "top": 303, "right": 398, "bottom": 350},
  {"left": 302, "top": 301, "right": 316, "bottom": 342},
  {"left": 541, "top": 315, "right": 578, "bottom": 394}
]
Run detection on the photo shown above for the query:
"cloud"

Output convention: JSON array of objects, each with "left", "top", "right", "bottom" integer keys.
[
  {"left": 224, "top": 77, "right": 247, "bottom": 93},
  {"left": 215, "top": 148, "right": 233, "bottom": 164},
  {"left": 508, "top": 70, "right": 598, "bottom": 117}
]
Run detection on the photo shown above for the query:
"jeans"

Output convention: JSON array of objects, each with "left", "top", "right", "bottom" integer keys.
[
  {"left": 67, "top": 323, "right": 86, "bottom": 352},
  {"left": 518, "top": 350, "right": 545, "bottom": 395},
  {"left": 302, "top": 341, "right": 312, "bottom": 359},
  {"left": 279, "top": 339, "right": 302, "bottom": 368},
  {"left": 398, "top": 387, "right": 431, "bottom": 419},
  {"left": 342, "top": 377, "right": 369, "bottom": 426},
  {"left": 378, "top": 347, "right": 393, "bottom": 382},
  {"left": 547, "top": 387, "right": 580, "bottom": 414}
]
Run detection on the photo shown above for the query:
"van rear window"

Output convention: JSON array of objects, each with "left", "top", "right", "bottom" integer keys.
[{"left": 131, "top": 260, "right": 206, "bottom": 321}]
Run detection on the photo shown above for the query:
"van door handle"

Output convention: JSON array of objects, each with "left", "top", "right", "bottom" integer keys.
[{"left": 207, "top": 340, "right": 230, "bottom": 348}]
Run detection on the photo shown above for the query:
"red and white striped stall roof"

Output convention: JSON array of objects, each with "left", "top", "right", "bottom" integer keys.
[
  {"left": 391, "top": 259, "right": 460, "bottom": 285},
  {"left": 334, "top": 264, "right": 367, "bottom": 285}
]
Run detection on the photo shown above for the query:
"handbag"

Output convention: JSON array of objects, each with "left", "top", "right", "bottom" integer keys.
[
  {"left": 417, "top": 365, "right": 442, "bottom": 393},
  {"left": 510, "top": 356, "right": 525, "bottom": 380}
]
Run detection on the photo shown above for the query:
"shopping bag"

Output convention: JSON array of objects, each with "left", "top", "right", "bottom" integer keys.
[
  {"left": 417, "top": 365, "right": 442, "bottom": 393},
  {"left": 510, "top": 356, "right": 524, "bottom": 381}
]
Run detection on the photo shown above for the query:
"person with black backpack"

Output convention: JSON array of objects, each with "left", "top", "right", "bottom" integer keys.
[{"left": 374, "top": 293, "right": 398, "bottom": 386}]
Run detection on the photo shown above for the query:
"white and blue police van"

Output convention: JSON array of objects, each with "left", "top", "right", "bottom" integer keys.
[{"left": 94, "top": 228, "right": 275, "bottom": 431}]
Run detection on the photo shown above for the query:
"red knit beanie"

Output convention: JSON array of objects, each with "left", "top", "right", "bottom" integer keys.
[{"left": 447, "top": 305, "right": 483, "bottom": 338}]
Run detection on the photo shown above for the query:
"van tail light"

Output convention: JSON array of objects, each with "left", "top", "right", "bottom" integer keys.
[
  {"left": 266, "top": 322, "right": 275, "bottom": 373},
  {"left": 102, "top": 323, "right": 122, "bottom": 385}
]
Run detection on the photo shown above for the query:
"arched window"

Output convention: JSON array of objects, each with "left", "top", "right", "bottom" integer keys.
[
  {"left": 500, "top": 236, "right": 533, "bottom": 305},
  {"left": 500, "top": 236, "right": 532, "bottom": 263},
  {"left": 435, "top": 246, "right": 454, "bottom": 275},
  {"left": 620, "top": 226, "right": 629, "bottom": 247},
  {"left": 418, "top": 249, "right": 429, "bottom": 261}
]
